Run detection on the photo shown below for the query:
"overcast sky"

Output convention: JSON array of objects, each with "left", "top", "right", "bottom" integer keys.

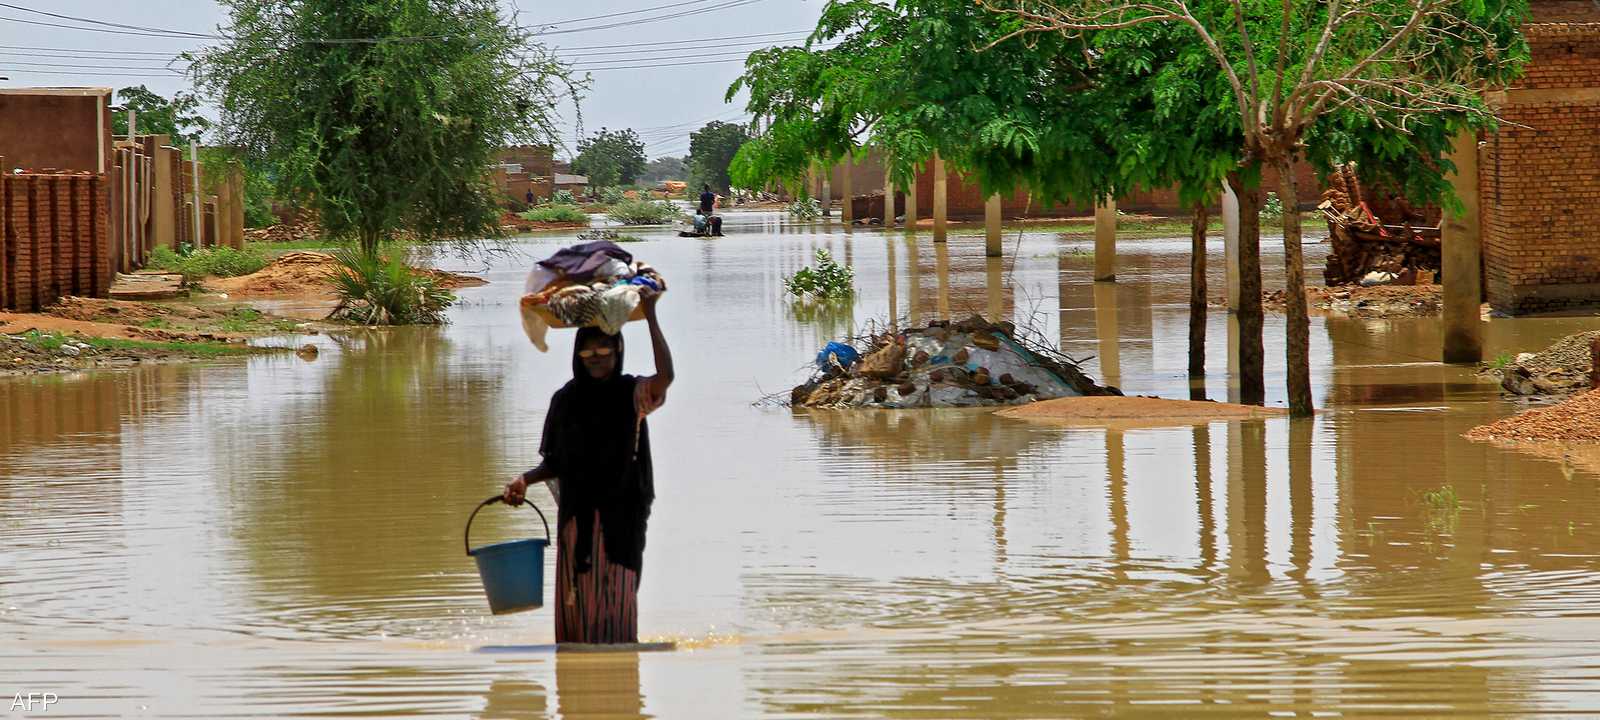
[{"left": 0, "top": 0, "right": 827, "bottom": 159}]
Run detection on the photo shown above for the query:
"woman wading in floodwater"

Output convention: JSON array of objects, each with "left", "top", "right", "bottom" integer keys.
[{"left": 503, "top": 292, "right": 672, "bottom": 644}]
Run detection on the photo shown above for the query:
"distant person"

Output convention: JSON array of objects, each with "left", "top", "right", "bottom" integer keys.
[
  {"left": 699, "top": 184, "right": 716, "bottom": 214},
  {"left": 525, "top": 190, "right": 535, "bottom": 206}
]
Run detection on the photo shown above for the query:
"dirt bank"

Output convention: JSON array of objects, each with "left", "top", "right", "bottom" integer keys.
[
  {"left": 0, "top": 324, "right": 278, "bottom": 377},
  {"left": 1466, "top": 389, "right": 1600, "bottom": 443},
  {"left": 207, "top": 251, "right": 487, "bottom": 300},
  {"left": 500, "top": 211, "right": 587, "bottom": 233},
  {"left": 40, "top": 297, "right": 308, "bottom": 336},
  {"left": 1487, "top": 330, "right": 1600, "bottom": 397},
  {"left": 1252, "top": 284, "right": 1442, "bottom": 318},
  {"left": 997, "top": 396, "right": 1288, "bottom": 429}
]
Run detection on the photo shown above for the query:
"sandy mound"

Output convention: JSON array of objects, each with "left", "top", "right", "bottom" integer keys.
[
  {"left": 997, "top": 396, "right": 1288, "bottom": 428},
  {"left": 209, "top": 251, "right": 487, "bottom": 299},
  {"left": 1466, "top": 390, "right": 1600, "bottom": 443},
  {"left": 1493, "top": 331, "right": 1600, "bottom": 397},
  {"left": 47, "top": 296, "right": 227, "bottom": 325}
]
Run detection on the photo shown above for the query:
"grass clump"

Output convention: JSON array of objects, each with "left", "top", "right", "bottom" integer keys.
[
  {"left": 148, "top": 244, "right": 269, "bottom": 280},
  {"left": 521, "top": 204, "right": 589, "bottom": 224},
  {"left": 1421, "top": 484, "right": 1460, "bottom": 512},
  {"left": 784, "top": 248, "right": 855, "bottom": 300},
  {"left": 328, "top": 249, "right": 455, "bottom": 326},
  {"left": 608, "top": 199, "right": 684, "bottom": 226},
  {"left": 1489, "top": 352, "right": 1514, "bottom": 370},
  {"left": 20, "top": 330, "right": 256, "bottom": 358}
]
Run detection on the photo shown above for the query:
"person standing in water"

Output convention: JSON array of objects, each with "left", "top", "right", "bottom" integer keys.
[
  {"left": 698, "top": 184, "right": 716, "bottom": 214},
  {"left": 503, "top": 292, "right": 672, "bottom": 644}
]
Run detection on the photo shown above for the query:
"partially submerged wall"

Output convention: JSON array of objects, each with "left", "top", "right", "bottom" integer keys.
[{"left": 1, "top": 173, "right": 110, "bottom": 311}]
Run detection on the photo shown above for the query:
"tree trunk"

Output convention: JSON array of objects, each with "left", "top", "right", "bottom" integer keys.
[
  {"left": 1189, "top": 201, "right": 1209, "bottom": 393},
  {"left": 1278, "top": 157, "right": 1314, "bottom": 416},
  {"left": 1228, "top": 171, "right": 1265, "bottom": 406}
]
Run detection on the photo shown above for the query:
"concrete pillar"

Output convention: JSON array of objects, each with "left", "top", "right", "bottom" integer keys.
[
  {"left": 932, "top": 152, "right": 948, "bottom": 243},
  {"left": 935, "top": 239, "right": 951, "bottom": 321},
  {"left": 839, "top": 157, "right": 854, "bottom": 229},
  {"left": 985, "top": 255, "right": 1004, "bottom": 321},
  {"left": 904, "top": 171, "right": 918, "bottom": 229},
  {"left": 820, "top": 162, "right": 831, "bottom": 217},
  {"left": 1222, "top": 182, "right": 1241, "bottom": 310},
  {"left": 1442, "top": 130, "right": 1483, "bottom": 364},
  {"left": 985, "top": 193, "right": 1003, "bottom": 257},
  {"left": 228, "top": 164, "right": 245, "bottom": 248},
  {"left": 884, "top": 164, "right": 896, "bottom": 228},
  {"left": 216, "top": 171, "right": 234, "bottom": 249},
  {"left": 152, "top": 145, "right": 175, "bottom": 250},
  {"left": 1094, "top": 195, "right": 1117, "bottom": 281}
]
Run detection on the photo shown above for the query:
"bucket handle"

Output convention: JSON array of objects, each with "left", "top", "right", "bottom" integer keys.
[{"left": 465, "top": 495, "right": 551, "bottom": 556}]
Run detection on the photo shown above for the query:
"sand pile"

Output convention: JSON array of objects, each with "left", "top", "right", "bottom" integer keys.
[
  {"left": 1495, "top": 331, "right": 1600, "bottom": 396},
  {"left": 46, "top": 297, "right": 219, "bottom": 325},
  {"left": 1466, "top": 390, "right": 1600, "bottom": 443},
  {"left": 210, "top": 252, "right": 485, "bottom": 298}
]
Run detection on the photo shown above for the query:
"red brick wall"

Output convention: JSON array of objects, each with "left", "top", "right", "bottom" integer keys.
[
  {"left": 0, "top": 173, "right": 108, "bottom": 310},
  {"left": 1481, "top": 22, "right": 1600, "bottom": 314}
]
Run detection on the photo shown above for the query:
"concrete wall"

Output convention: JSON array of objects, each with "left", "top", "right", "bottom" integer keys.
[
  {"left": 0, "top": 88, "right": 113, "bottom": 174},
  {"left": 1, "top": 173, "right": 109, "bottom": 310},
  {"left": 1480, "top": 12, "right": 1600, "bottom": 314}
]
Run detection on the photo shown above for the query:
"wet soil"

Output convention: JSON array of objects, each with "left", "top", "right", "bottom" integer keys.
[
  {"left": 1467, "top": 389, "right": 1600, "bottom": 443},
  {"left": 207, "top": 251, "right": 488, "bottom": 300},
  {"left": 1223, "top": 284, "right": 1444, "bottom": 318},
  {"left": 996, "top": 395, "right": 1288, "bottom": 428},
  {"left": 0, "top": 325, "right": 274, "bottom": 376}
]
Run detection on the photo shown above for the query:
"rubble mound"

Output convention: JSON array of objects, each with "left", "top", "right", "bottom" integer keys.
[
  {"left": 244, "top": 212, "right": 323, "bottom": 245},
  {"left": 210, "top": 252, "right": 486, "bottom": 298},
  {"left": 1467, "top": 389, "right": 1600, "bottom": 443},
  {"left": 1320, "top": 165, "right": 1442, "bottom": 286},
  {"left": 790, "top": 315, "right": 1119, "bottom": 409},
  {"left": 1495, "top": 331, "right": 1600, "bottom": 397}
]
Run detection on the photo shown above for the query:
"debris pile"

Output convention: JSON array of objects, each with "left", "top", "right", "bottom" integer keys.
[
  {"left": 1319, "top": 165, "right": 1442, "bottom": 286},
  {"left": 1493, "top": 331, "right": 1600, "bottom": 397},
  {"left": 244, "top": 212, "right": 323, "bottom": 244},
  {"left": 1258, "top": 284, "right": 1442, "bottom": 318},
  {"left": 1467, "top": 389, "right": 1600, "bottom": 443},
  {"left": 790, "top": 315, "right": 1119, "bottom": 409}
]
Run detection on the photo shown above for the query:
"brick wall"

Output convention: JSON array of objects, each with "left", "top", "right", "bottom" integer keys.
[
  {"left": 1481, "top": 19, "right": 1600, "bottom": 313},
  {"left": 1, "top": 173, "right": 108, "bottom": 311}
]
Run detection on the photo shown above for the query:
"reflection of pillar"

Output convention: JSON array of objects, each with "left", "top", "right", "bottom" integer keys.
[
  {"left": 820, "top": 160, "right": 832, "bottom": 217},
  {"left": 985, "top": 193, "right": 1003, "bottom": 257},
  {"left": 1194, "top": 424, "right": 1217, "bottom": 571},
  {"left": 1108, "top": 430, "right": 1129, "bottom": 581},
  {"left": 1442, "top": 129, "right": 1483, "bottom": 364},
  {"left": 993, "top": 458, "right": 1008, "bottom": 572},
  {"left": 985, "top": 256, "right": 1004, "bottom": 322},
  {"left": 1094, "top": 195, "right": 1117, "bottom": 282},
  {"left": 1226, "top": 314, "right": 1241, "bottom": 404},
  {"left": 935, "top": 240, "right": 951, "bottom": 321},
  {"left": 1227, "top": 420, "right": 1269, "bottom": 585},
  {"left": 904, "top": 169, "right": 918, "bottom": 229},
  {"left": 839, "top": 156, "right": 854, "bottom": 230},
  {"left": 907, "top": 236, "right": 923, "bottom": 326},
  {"left": 1222, "top": 182, "right": 1241, "bottom": 310},
  {"left": 1093, "top": 281, "right": 1122, "bottom": 389},
  {"left": 932, "top": 152, "right": 948, "bottom": 243},
  {"left": 1289, "top": 418, "right": 1314, "bottom": 592},
  {"left": 887, "top": 237, "right": 899, "bottom": 329}
]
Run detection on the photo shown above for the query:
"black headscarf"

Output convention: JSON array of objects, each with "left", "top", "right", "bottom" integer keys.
[{"left": 539, "top": 326, "right": 655, "bottom": 576}]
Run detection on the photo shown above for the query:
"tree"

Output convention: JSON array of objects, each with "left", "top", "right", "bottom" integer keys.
[
  {"left": 572, "top": 128, "right": 646, "bottom": 189},
  {"left": 113, "top": 86, "right": 212, "bottom": 145},
  {"left": 686, "top": 121, "right": 752, "bottom": 193},
  {"left": 992, "top": 0, "right": 1528, "bottom": 416},
  {"left": 188, "top": 0, "right": 578, "bottom": 255},
  {"left": 639, "top": 155, "right": 687, "bottom": 185}
]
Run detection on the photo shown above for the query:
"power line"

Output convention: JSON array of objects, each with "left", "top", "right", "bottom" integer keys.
[
  {"left": 573, "top": 57, "right": 749, "bottom": 71},
  {"left": 552, "top": 37, "right": 813, "bottom": 60},
  {"left": 551, "top": 29, "right": 807, "bottom": 52},
  {"left": 530, "top": 0, "right": 769, "bottom": 36},
  {"left": 0, "top": 60, "right": 182, "bottom": 71},
  {"left": 0, "top": 2, "right": 216, "bottom": 38},
  {"left": 0, "top": 44, "right": 188, "bottom": 56},
  {"left": 536, "top": 0, "right": 725, "bottom": 28},
  {"left": 0, "top": 14, "right": 215, "bottom": 39}
]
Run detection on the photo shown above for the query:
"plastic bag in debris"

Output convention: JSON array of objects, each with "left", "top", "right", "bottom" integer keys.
[
  {"left": 816, "top": 342, "right": 861, "bottom": 370},
  {"left": 904, "top": 332, "right": 1076, "bottom": 398}
]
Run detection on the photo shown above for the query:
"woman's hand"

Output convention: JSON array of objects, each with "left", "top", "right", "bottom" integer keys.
[
  {"left": 503, "top": 476, "right": 528, "bottom": 505},
  {"left": 640, "top": 286, "right": 662, "bottom": 315}
]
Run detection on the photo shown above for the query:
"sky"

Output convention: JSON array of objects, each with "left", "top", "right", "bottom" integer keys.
[{"left": 0, "top": 0, "right": 828, "bottom": 159}]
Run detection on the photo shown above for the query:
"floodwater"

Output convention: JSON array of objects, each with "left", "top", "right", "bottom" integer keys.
[{"left": 4, "top": 211, "right": 1600, "bottom": 718}]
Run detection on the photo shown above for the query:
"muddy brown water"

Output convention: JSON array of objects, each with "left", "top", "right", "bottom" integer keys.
[{"left": 4, "top": 212, "right": 1600, "bottom": 717}]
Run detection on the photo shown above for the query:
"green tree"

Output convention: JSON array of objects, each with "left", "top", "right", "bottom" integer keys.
[
  {"left": 640, "top": 155, "right": 687, "bottom": 185},
  {"left": 686, "top": 120, "right": 752, "bottom": 194},
  {"left": 188, "top": 0, "right": 578, "bottom": 255},
  {"left": 572, "top": 128, "right": 646, "bottom": 190},
  {"left": 112, "top": 86, "right": 212, "bottom": 145},
  {"left": 994, "top": 0, "right": 1528, "bottom": 415}
]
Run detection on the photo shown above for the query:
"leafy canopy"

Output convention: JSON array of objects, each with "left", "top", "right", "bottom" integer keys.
[
  {"left": 686, "top": 120, "right": 752, "bottom": 194},
  {"left": 189, "top": 0, "right": 579, "bottom": 253},
  {"left": 113, "top": 85, "right": 212, "bottom": 146},
  {"left": 573, "top": 127, "right": 647, "bottom": 189}
]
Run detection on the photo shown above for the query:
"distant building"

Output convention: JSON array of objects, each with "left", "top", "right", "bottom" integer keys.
[
  {"left": 554, "top": 173, "right": 589, "bottom": 197},
  {"left": 490, "top": 145, "right": 555, "bottom": 205}
]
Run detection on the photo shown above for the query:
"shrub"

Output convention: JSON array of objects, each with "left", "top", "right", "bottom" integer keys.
[
  {"left": 608, "top": 199, "right": 685, "bottom": 226},
  {"left": 788, "top": 196, "right": 822, "bottom": 221},
  {"left": 149, "top": 244, "right": 269, "bottom": 280},
  {"left": 549, "top": 189, "right": 577, "bottom": 205},
  {"left": 784, "top": 248, "right": 854, "bottom": 300},
  {"left": 328, "top": 249, "right": 455, "bottom": 325},
  {"left": 1260, "top": 192, "right": 1285, "bottom": 221},
  {"left": 521, "top": 204, "right": 590, "bottom": 224},
  {"left": 599, "top": 186, "right": 628, "bottom": 205}
]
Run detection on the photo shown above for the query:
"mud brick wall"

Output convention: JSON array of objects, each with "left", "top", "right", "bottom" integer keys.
[
  {"left": 1481, "top": 21, "right": 1600, "bottom": 314},
  {"left": 1, "top": 173, "right": 109, "bottom": 311}
]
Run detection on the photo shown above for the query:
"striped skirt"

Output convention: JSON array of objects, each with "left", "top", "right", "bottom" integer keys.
[{"left": 555, "top": 510, "right": 639, "bottom": 644}]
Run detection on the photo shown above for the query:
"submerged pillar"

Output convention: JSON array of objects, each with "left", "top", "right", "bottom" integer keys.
[
  {"left": 985, "top": 193, "right": 1003, "bottom": 257},
  {"left": 1442, "top": 130, "right": 1484, "bottom": 364},
  {"left": 904, "top": 170, "right": 918, "bottom": 229},
  {"left": 839, "top": 157, "right": 854, "bottom": 229},
  {"left": 1222, "top": 182, "right": 1241, "bottom": 310},
  {"left": 1094, "top": 195, "right": 1117, "bottom": 281},
  {"left": 884, "top": 163, "right": 897, "bottom": 227},
  {"left": 932, "top": 152, "right": 948, "bottom": 243}
]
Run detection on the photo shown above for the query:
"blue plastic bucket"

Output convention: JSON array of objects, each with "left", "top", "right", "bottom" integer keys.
[{"left": 465, "top": 496, "right": 552, "bottom": 615}]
